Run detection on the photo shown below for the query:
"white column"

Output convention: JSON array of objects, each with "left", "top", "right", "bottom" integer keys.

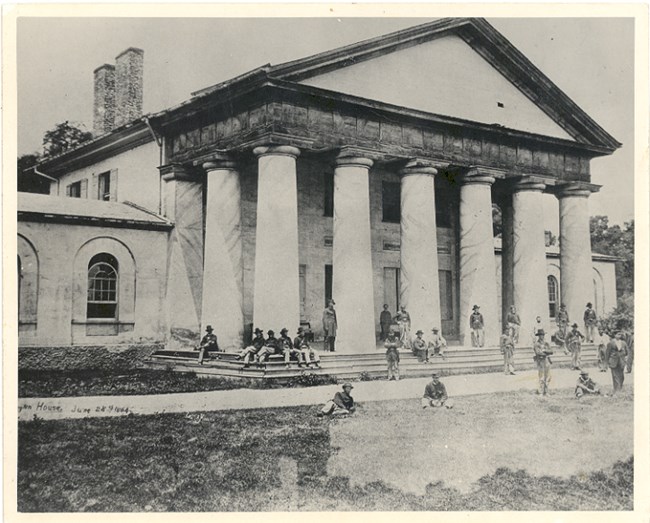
[
  {"left": 399, "top": 159, "right": 441, "bottom": 336},
  {"left": 459, "top": 171, "right": 499, "bottom": 346},
  {"left": 332, "top": 154, "right": 376, "bottom": 353},
  {"left": 557, "top": 183, "right": 594, "bottom": 329},
  {"left": 252, "top": 146, "right": 301, "bottom": 332},
  {"left": 512, "top": 178, "right": 550, "bottom": 341},
  {"left": 201, "top": 157, "right": 244, "bottom": 351}
]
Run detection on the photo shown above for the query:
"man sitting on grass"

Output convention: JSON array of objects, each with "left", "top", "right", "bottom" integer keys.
[
  {"left": 575, "top": 371, "right": 601, "bottom": 398},
  {"left": 318, "top": 383, "right": 355, "bottom": 417},
  {"left": 422, "top": 373, "right": 453, "bottom": 409}
]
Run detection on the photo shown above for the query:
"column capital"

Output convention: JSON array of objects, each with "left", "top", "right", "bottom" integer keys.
[
  {"left": 335, "top": 156, "right": 374, "bottom": 169},
  {"left": 399, "top": 158, "right": 439, "bottom": 177},
  {"left": 555, "top": 181, "right": 600, "bottom": 199},
  {"left": 253, "top": 145, "right": 301, "bottom": 159},
  {"left": 159, "top": 163, "right": 194, "bottom": 182},
  {"left": 511, "top": 176, "right": 548, "bottom": 193},
  {"left": 459, "top": 165, "right": 506, "bottom": 186}
]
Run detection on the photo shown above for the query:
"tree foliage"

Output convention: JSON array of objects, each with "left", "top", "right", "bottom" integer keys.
[
  {"left": 590, "top": 216, "right": 634, "bottom": 297},
  {"left": 17, "top": 153, "right": 49, "bottom": 194},
  {"left": 599, "top": 293, "right": 634, "bottom": 334},
  {"left": 42, "top": 121, "right": 92, "bottom": 157}
]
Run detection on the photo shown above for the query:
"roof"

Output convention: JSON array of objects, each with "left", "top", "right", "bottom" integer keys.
[{"left": 18, "top": 193, "right": 172, "bottom": 231}]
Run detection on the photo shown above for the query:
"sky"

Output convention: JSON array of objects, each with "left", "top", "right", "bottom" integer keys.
[{"left": 16, "top": 16, "right": 635, "bottom": 228}]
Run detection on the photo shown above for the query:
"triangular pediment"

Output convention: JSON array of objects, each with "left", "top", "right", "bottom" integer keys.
[{"left": 298, "top": 34, "right": 573, "bottom": 140}]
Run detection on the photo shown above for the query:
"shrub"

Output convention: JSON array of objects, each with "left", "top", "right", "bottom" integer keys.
[{"left": 599, "top": 294, "right": 634, "bottom": 334}]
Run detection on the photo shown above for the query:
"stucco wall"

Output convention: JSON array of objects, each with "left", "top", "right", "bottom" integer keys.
[
  {"left": 17, "top": 220, "right": 169, "bottom": 347},
  {"left": 51, "top": 141, "right": 161, "bottom": 213}
]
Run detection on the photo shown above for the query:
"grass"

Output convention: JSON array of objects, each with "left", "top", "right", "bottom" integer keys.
[
  {"left": 18, "top": 368, "right": 338, "bottom": 398},
  {"left": 18, "top": 388, "right": 633, "bottom": 512}
]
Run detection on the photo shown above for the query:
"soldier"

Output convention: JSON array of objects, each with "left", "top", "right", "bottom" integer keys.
[
  {"left": 533, "top": 329, "right": 553, "bottom": 395},
  {"left": 583, "top": 302, "right": 598, "bottom": 343},
  {"left": 197, "top": 325, "right": 220, "bottom": 365},
  {"left": 237, "top": 328, "right": 265, "bottom": 368},
  {"left": 575, "top": 371, "right": 601, "bottom": 398},
  {"left": 605, "top": 331, "right": 628, "bottom": 393},
  {"left": 379, "top": 304, "right": 393, "bottom": 341},
  {"left": 428, "top": 327, "right": 447, "bottom": 360},
  {"left": 295, "top": 327, "right": 321, "bottom": 368},
  {"left": 278, "top": 327, "right": 306, "bottom": 368},
  {"left": 395, "top": 305, "right": 412, "bottom": 350},
  {"left": 421, "top": 373, "right": 453, "bottom": 409},
  {"left": 595, "top": 326, "right": 608, "bottom": 372},
  {"left": 531, "top": 315, "right": 545, "bottom": 344},
  {"left": 256, "top": 329, "right": 280, "bottom": 366},
  {"left": 469, "top": 305, "right": 484, "bottom": 348},
  {"left": 499, "top": 326, "right": 516, "bottom": 375},
  {"left": 556, "top": 303, "right": 569, "bottom": 342},
  {"left": 322, "top": 299, "right": 338, "bottom": 352},
  {"left": 412, "top": 329, "right": 427, "bottom": 363},
  {"left": 566, "top": 323, "right": 585, "bottom": 370},
  {"left": 385, "top": 331, "right": 400, "bottom": 381},
  {"left": 318, "top": 383, "right": 355, "bottom": 417},
  {"left": 506, "top": 305, "right": 521, "bottom": 344}
]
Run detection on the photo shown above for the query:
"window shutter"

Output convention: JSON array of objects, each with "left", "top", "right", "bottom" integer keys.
[
  {"left": 80, "top": 178, "right": 88, "bottom": 198},
  {"left": 66, "top": 184, "right": 72, "bottom": 197},
  {"left": 91, "top": 173, "right": 99, "bottom": 200},
  {"left": 109, "top": 169, "right": 118, "bottom": 201}
]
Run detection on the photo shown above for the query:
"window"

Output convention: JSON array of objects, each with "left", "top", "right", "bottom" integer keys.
[
  {"left": 547, "top": 275, "right": 558, "bottom": 319},
  {"left": 439, "top": 270, "right": 453, "bottom": 321},
  {"left": 383, "top": 267, "right": 400, "bottom": 314},
  {"left": 98, "top": 171, "right": 111, "bottom": 201},
  {"left": 324, "top": 265, "right": 333, "bottom": 307},
  {"left": 67, "top": 181, "right": 82, "bottom": 198},
  {"left": 382, "top": 181, "right": 400, "bottom": 223},
  {"left": 87, "top": 253, "right": 118, "bottom": 319},
  {"left": 435, "top": 188, "right": 452, "bottom": 229},
  {"left": 323, "top": 172, "right": 334, "bottom": 217}
]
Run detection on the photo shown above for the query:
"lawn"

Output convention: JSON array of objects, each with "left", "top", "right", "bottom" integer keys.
[{"left": 18, "top": 388, "right": 633, "bottom": 511}]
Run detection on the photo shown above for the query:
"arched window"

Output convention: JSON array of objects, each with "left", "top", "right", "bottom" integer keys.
[
  {"left": 547, "top": 275, "right": 558, "bottom": 319},
  {"left": 87, "top": 253, "right": 118, "bottom": 319}
]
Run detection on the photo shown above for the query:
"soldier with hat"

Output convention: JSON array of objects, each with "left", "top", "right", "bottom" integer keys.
[
  {"left": 556, "top": 303, "right": 570, "bottom": 344},
  {"left": 583, "top": 302, "right": 598, "bottom": 343},
  {"left": 470, "top": 305, "right": 484, "bottom": 347},
  {"left": 278, "top": 327, "right": 306, "bottom": 368},
  {"left": 384, "top": 330, "right": 400, "bottom": 380},
  {"left": 575, "top": 371, "right": 601, "bottom": 398},
  {"left": 499, "top": 325, "right": 516, "bottom": 375},
  {"left": 318, "top": 383, "right": 355, "bottom": 416},
  {"left": 422, "top": 373, "right": 453, "bottom": 409},
  {"left": 533, "top": 329, "right": 553, "bottom": 395},
  {"left": 395, "top": 305, "right": 412, "bottom": 350},
  {"left": 412, "top": 329, "right": 427, "bottom": 362},
  {"left": 237, "top": 328, "right": 265, "bottom": 368},
  {"left": 322, "top": 299, "right": 338, "bottom": 352},
  {"left": 256, "top": 330, "right": 281, "bottom": 366},
  {"left": 428, "top": 327, "right": 447, "bottom": 360},
  {"left": 566, "top": 323, "right": 585, "bottom": 370},
  {"left": 295, "top": 326, "right": 321, "bottom": 368},
  {"left": 197, "top": 325, "right": 220, "bottom": 365}
]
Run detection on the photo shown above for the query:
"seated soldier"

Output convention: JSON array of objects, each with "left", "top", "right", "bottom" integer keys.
[
  {"left": 575, "top": 370, "right": 601, "bottom": 398},
  {"left": 256, "top": 330, "right": 280, "bottom": 366},
  {"left": 237, "top": 328, "right": 265, "bottom": 367},
  {"left": 278, "top": 327, "right": 305, "bottom": 368},
  {"left": 318, "top": 383, "right": 355, "bottom": 417},
  {"left": 197, "top": 325, "right": 220, "bottom": 365},
  {"left": 421, "top": 373, "right": 453, "bottom": 409},
  {"left": 297, "top": 329, "right": 321, "bottom": 368},
  {"left": 411, "top": 329, "right": 426, "bottom": 362},
  {"left": 428, "top": 327, "right": 447, "bottom": 360}
]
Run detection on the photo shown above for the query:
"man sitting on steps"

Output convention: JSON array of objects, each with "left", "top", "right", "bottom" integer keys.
[{"left": 237, "top": 328, "right": 265, "bottom": 368}]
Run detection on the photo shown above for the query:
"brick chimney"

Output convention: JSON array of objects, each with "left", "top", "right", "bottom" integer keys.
[
  {"left": 93, "top": 64, "right": 116, "bottom": 136},
  {"left": 114, "top": 47, "right": 144, "bottom": 127}
]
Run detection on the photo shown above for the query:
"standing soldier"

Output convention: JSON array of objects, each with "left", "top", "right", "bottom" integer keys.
[
  {"left": 605, "top": 331, "right": 628, "bottom": 393},
  {"left": 384, "top": 331, "right": 400, "bottom": 381},
  {"left": 428, "top": 327, "right": 447, "bottom": 360},
  {"left": 533, "top": 329, "right": 553, "bottom": 395},
  {"left": 500, "top": 326, "right": 516, "bottom": 375},
  {"left": 566, "top": 323, "right": 585, "bottom": 370},
  {"left": 583, "top": 302, "right": 598, "bottom": 343},
  {"left": 421, "top": 373, "right": 453, "bottom": 409},
  {"left": 531, "top": 316, "right": 545, "bottom": 345},
  {"left": 506, "top": 305, "right": 521, "bottom": 344},
  {"left": 278, "top": 327, "right": 305, "bottom": 368},
  {"left": 379, "top": 304, "right": 393, "bottom": 341},
  {"left": 412, "top": 329, "right": 427, "bottom": 363},
  {"left": 197, "top": 325, "right": 220, "bottom": 365},
  {"left": 395, "top": 305, "right": 412, "bottom": 350},
  {"left": 237, "top": 328, "right": 265, "bottom": 368},
  {"left": 322, "top": 299, "right": 338, "bottom": 352},
  {"left": 575, "top": 371, "right": 601, "bottom": 398},
  {"left": 595, "top": 326, "right": 608, "bottom": 372},
  {"left": 556, "top": 303, "right": 569, "bottom": 343},
  {"left": 469, "top": 305, "right": 484, "bottom": 348}
]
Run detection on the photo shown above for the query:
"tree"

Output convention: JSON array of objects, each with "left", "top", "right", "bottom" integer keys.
[
  {"left": 590, "top": 215, "right": 634, "bottom": 297},
  {"left": 42, "top": 121, "right": 92, "bottom": 157},
  {"left": 17, "top": 153, "right": 49, "bottom": 194}
]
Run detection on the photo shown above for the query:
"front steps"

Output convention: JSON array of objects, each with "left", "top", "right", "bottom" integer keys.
[{"left": 143, "top": 344, "right": 600, "bottom": 380}]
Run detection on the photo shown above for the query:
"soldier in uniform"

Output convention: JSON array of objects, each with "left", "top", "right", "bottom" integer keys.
[
  {"left": 500, "top": 326, "right": 516, "bottom": 375},
  {"left": 322, "top": 299, "right": 338, "bottom": 352},
  {"left": 470, "top": 305, "right": 484, "bottom": 347},
  {"left": 595, "top": 327, "right": 608, "bottom": 372},
  {"left": 605, "top": 331, "right": 628, "bottom": 393},
  {"left": 237, "top": 328, "right": 265, "bottom": 368},
  {"left": 556, "top": 303, "right": 569, "bottom": 342},
  {"left": 421, "top": 373, "right": 453, "bottom": 409},
  {"left": 565, "top": 323, "right": 585, "bottom": 370},
  {"left": 385, "top": 331, "right": 400, "bottom": 381},
  {"left": 318, "top": 383, "right": 355, "bottom": 416},
  {"left": 575, "top": 371, "right": 601, "bottom": 398},
  {"left": 197, "top": 325, "right": 220, "bottom": 365},
  {"left": 531, "top": 315, "right": 545, "bottom": 345},
  {"left": 295, "top": 327, "right": 321, "bottom": 368},
  {"left": 583, "top": 302, "right": 598, "bottom": 343},
  {"left": 256, "top": 329, "right": 281, "bottom": 366},
  {"left": 533, "top": 329, "right": 553, "bottom": 395},
  {"left": 412, "top": 329, "right": 427, "bottom": 362},
  {"left": 379, "top": 304, "right": 393, "bottom": 341},
  {"left": 428, "top": 327, "right": 447, "bottom": 359},
  {"left": 278, "top": 327, "right": 306, "bottom": 368},
  {"left": 395, "top": 305, "right": 412, "bottom": 350},
  {"left": 506, "top": 305, "right": 521, "bottom": 344}
]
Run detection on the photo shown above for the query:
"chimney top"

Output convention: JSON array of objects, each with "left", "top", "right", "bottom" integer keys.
[
  {"left": 115, "top": 47, "right": 144, "bottom": 60},
  {"left": 93, "top": 63, "right": 115, "bottom": 75}
]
